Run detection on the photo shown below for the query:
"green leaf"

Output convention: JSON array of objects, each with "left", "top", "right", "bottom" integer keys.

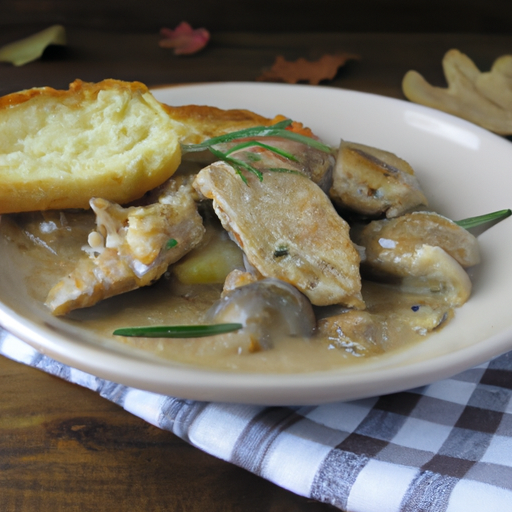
[
  {"left": 113, "top": 323, "right": 243, "bottom": 338},
  {"left": 166, "top": 238, "right": 178, "bottom": 249},
  {"left": 0, "top": 25, "right": 67, "bottom": 67},
  {"left": 455, "top": 209, "right": 511, "bottom": 230}
]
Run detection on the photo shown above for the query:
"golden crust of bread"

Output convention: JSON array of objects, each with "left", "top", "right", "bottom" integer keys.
[
  {"left": 162, "top": 104, "right": 316, "bottom": 144},
  {"left": 0, "top": 79, "right": 181, "bottom": 214},
  {"left": 162, "top": 103, "right": 274, "bottom": 144}
]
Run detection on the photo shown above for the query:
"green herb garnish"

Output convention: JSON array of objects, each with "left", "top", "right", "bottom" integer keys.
[
  {"left": 113, "top": 323, "right": 243, "bottom": 338},
  {"left": 455, "top": 209, "right": 511, "bottom": 230},
  {"left": 180, "top": 119, "right": 332, "bottom": 154},
  {"left": 181, "top": 119, "right": 331, "bottom": 183},
  {"left": 166, "top": 238, "right": 178, "bottom": 249},
  {"left": 274, "top": 246, "right": 289, "bottom": 257},
  {"left": 209, "top": 147, "right": 263, "bottom": 182},
  {"left": 225, "top": 140, "right": 299, "bottom": 162}
]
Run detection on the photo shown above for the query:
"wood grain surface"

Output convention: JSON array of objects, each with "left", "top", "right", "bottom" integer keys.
[
  {"left": 1, "top": 26, "right": 511, "bottom": 511},
  {"left": 1, "top": 0, "right": 511, "bottom": 32}
]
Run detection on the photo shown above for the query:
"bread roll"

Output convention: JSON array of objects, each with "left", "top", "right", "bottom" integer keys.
[{"left": 0, "top": 79, "right": 181, "bottom": 214}]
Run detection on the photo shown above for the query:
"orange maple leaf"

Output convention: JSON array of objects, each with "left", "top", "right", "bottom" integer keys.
[{"left": 257, "top": 54, "right": 359, "bottom": 85}]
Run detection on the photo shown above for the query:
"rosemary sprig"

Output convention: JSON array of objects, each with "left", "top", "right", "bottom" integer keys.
[
  {"left": 180, "top": 119, "right": 332, "bottom": 154},
  {"left": 225, "top": 140, "right": 299, "bottom": 162},
  {"left": 455, "top": 209, "right": 511, "bottom": 230},
  {"left": 209, "top": 147, "right": 263, "bottom": 181},
  {"left": 181, "top": 119, "right": 293, "bottom": 152},
  {"left": 113, "top": 323, "right": 243, "bottom": 338}
]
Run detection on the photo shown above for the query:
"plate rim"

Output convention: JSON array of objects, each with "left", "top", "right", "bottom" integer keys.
[{"left": 1, "top": 81, "right": 512, "bottom": 405}]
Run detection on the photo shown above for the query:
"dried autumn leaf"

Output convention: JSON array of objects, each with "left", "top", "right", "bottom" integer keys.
[
  {"left": 257, "top": 54, "right": 359, "bottom": 85},
  {"left": 402, "top": 49, "right": 512, "bottom": 135},
  {"left": 159, "top": 22, "right": 210, "bottom": 55},
  {"left": 0, "top": 25, "right": 66, "bottom": 67}
]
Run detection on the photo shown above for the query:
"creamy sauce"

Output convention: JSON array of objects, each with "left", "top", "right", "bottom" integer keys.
[{"left": 0, "top": 209, "right": 453, "bottom": 373}]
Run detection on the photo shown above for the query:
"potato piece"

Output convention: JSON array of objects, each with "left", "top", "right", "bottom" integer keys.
[
  {"left": 172, "top": 231, "right": 244, "bottom": 284},
  {"left": 0, "top": 79, "right": 182, "bottom": 214}
]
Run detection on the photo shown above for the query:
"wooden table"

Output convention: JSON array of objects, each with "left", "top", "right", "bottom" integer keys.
[{"left": 1, "top": 28, "right": 511, "bottom": 511}]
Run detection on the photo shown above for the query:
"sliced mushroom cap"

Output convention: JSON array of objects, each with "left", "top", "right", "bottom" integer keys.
[
  {"left": 205, "top": 278, "right": 316, "bottom": 352},
  {"left": 362, "top": 243, "right": 472, "bottom": 307},
  {"left": 317, "top": 310, "right": 384, "bottom": 356},
  {"left": 317, "top": 299, "right": 451, "bottom": 356},
  {"left": 330, "top": 140, "right": 428, "bottom": 218},
  {"left": 353, "top": 211, "right": 480, "bottom": 268}
]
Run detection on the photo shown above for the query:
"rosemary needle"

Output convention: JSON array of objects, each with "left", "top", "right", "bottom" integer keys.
[
  {"left": 455, "top": 209, "right": 511, "bottom": 230},
  {"left": 113, "top": 323, "right": 243, "bottom": 338}
]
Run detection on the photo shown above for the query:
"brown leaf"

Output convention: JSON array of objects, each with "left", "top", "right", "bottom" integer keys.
[{"left": 257, "top": 53, "right": 359, "bottom": 85}]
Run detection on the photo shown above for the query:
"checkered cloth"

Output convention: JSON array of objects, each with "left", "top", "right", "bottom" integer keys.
[{"left": 1, "top": 327, "right": 512, "bottom": 512}]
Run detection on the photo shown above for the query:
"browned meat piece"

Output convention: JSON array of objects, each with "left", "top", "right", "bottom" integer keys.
[
  {"left": 45, "top": 179, "right": 205, "bottom": 315},
  {"left": 193, "top": 161, "right": 365, "bottom": 309},
  {"left": 330, "top": 141, "right": 428, "bottom": 218}
]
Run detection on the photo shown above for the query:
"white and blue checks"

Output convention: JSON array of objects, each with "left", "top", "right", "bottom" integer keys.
[{"left": 1, "top": 327, "right": 511, "bottom": 512}]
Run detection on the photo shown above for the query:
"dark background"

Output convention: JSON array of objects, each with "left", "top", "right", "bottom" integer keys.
[{"left": 1, "top": 0, "right": 511, "bottom": 33}]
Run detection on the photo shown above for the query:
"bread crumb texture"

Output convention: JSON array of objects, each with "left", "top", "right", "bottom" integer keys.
[{"left": 0, "top": 79, "right": 181, "bottom": 213}]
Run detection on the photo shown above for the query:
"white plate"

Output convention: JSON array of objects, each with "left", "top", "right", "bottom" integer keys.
[{"left": 1, "top": 82, "right": 512, "bottom": 405}]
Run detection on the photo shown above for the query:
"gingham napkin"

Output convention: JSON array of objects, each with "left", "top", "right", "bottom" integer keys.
[{"left": 1, "top": 327, "right": 512, "bottom": 512}]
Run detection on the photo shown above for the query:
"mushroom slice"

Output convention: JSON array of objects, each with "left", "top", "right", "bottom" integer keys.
[
  {"left": 353, "top": 211, "right": 480, "bottom": 269},
  {"left": 317, "top": 299, "right": 450, "bottom": 356},
  {"left": 402, "top": 49, "right": 512, "bottom": 135},
  {"left": 45, "top": 179, "right": 205, "bottom": 315},
  {"left": 395, "top": 245, "right": 472, "bottom": 307},
  {"left": 193, "top": 161, "right": 365, "bottom": 309},
  {"left": 353, "top": 212, "right": 478, "bottom": 307},
  {"left": 329, "top": 141, "right": 427, "bottom": 218},
  {"left": 317, "top": 310, "right": 384, "bottom": 356},
  {"left": 206, "top": 278, "right": 316, "bottom": 352}
]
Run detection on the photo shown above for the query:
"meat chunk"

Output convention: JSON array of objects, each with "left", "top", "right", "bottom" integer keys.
[
  {"left": 193, "top": 161, "right": 364, "bottom": 308},
  {"left": 214, "top": 136, "right": 335, "bottom": 192},
  {"left": 330, "top": 141, "right": 428, "bottom": 218},
  {"left": 45, "top": 179, "right": 205, "bottom": 315}
]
